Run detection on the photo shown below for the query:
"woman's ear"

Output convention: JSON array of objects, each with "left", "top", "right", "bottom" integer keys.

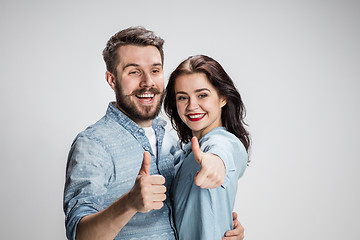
[
  {"left": 220, "top": 97, "right": 227, "bottom": 108},
  {"left": 105, "top": 71, "right": 116, "bottom": 90}
]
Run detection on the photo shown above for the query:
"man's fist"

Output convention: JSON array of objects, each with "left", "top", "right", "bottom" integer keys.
[{"left": 130, "top": 151, "right": 167, "bottom": 212}]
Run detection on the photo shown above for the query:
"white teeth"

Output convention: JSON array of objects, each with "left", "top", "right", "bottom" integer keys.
[
  {"left": 188, "top": 114, "right": 205, "bottom": 119},
  {"left": 137, "top": 93, "right": 154, "bottom": 98}
]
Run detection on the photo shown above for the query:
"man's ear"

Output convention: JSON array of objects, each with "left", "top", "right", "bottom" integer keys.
[
  {"left": 105, "top": 71, "right": 116, "bottom": 90},
  {"left": 220, "top": 97, "right": 227, "bottom": 108}
]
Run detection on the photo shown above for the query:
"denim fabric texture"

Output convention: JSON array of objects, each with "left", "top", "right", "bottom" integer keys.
[
  {"left": 171, "top": 127, "right": 247, "bottom": 240},
  {"left": 63, "top": 102, "right": 178, "bottom": 240}
]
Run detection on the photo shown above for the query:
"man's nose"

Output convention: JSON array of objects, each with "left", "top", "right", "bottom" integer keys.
[{"left": 140, "top": 73, "right": 155, "bottom": 88}]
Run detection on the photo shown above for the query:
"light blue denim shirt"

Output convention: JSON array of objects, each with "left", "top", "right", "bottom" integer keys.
[
  {"left": 63, "top": 102, "right": 178, "bottom": 240},
  {"left": 171, "top": 127, "right": 247, "bottom": 240}
]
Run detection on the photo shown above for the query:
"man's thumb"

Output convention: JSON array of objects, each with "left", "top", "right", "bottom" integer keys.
[
  {"left": 139, "top": 151, "right": 151, "bottom": 176},
  {"left": 191, "top": 136, "right": 204, "bottom": 164}
]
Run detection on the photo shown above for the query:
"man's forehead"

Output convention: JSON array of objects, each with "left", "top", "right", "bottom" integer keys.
[{"left": 117, "top": 45, "right": 162, "bottom": 68}]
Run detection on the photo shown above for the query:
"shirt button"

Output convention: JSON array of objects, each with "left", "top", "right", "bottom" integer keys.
[{"left": 145, "top": 147, "right": 149, "bottom": 151}]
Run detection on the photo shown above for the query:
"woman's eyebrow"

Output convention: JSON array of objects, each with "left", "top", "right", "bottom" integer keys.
[
  {"left": 175, "top": 91, "right": 188, "bottom": 95},
  {"left": 194, "top": 88, "right": 210, "bottom": 93},
  {"left": 176, "top": 88, "right": 211, "bottom": 95}
]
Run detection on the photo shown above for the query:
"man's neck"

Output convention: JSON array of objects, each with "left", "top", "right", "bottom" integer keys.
[
  {"left": 136, "top": 120, "right": 153, "bottom": 128},
  {"left": 114, "top": 103, "right": 153, "bottom": 127}
]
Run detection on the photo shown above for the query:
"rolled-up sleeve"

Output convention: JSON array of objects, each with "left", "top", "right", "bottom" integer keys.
[{"left": 63, "top": 135, "right": 112, "bottom": 240}]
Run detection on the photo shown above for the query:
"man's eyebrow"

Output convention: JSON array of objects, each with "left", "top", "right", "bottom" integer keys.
[
  {"left": 123, "top": 63, "right": 139, "bottom": 70},
  {"left": 123, "top": 63, "right": 162, "bottom": 70},
  {"left": 151, "top": 63, "right": 163, "bottom": 69}
]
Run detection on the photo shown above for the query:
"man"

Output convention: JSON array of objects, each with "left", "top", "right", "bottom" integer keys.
[{"left": 63, "top": 26, "right": 244, "bottom": 240}]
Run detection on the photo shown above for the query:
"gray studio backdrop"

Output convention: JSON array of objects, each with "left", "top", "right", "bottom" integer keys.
[{"left": 1, "top": 0, "right": 359, "bottom": 239}]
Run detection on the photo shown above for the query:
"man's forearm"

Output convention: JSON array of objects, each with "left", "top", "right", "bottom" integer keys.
[
  {"left": 75, "top": 152, "right": 167, "bottom": 240},
  {"left": 76, "top": 192, "right": 137, "bottom": 240}
]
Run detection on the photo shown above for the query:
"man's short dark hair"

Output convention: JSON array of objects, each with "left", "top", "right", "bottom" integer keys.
[{"left": 102, "top": 26, "right": 165, "bottom": 74}]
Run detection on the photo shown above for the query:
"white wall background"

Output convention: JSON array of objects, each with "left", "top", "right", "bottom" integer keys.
[{"left": 1, "top": 0, "right": 359, "bottom": 239}]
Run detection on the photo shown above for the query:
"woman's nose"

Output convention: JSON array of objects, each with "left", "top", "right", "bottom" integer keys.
[{"left": 187, "top": 97, "right": 199, "bottom": 110}]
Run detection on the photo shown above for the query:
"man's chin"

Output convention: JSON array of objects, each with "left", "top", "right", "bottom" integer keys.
[
  {"left": 138, "top": 109, "right": 160, "bottom": 120},
  {"left": 115, "top": 94, "right": 163, "bottom": 122},
  {"left": 118, "top": 105, "right": 160, "bottom": 122}
]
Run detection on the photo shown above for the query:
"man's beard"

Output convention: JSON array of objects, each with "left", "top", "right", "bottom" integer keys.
[{"left": 114, "top": 79, "right": 164, "bottom": 122}]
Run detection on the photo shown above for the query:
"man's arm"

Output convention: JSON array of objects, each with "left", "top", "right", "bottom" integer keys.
[
  {"left": 223, "top": 212, "right": 245, "bottom": 240},
  {"left": 75, "top": 152, "right": 166, "bottom": 240},
  {"left": 76, "top": 192, "right": 137, "bottom": 240}
]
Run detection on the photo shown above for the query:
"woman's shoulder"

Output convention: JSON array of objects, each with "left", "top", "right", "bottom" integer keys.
[{"left": 201, "top": 127, "right": 245, "bottom": 151}]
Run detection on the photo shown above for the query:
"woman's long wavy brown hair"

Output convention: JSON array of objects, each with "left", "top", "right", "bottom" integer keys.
[{"left": 164, "top": 55, "right": 251, "bottom": 153}]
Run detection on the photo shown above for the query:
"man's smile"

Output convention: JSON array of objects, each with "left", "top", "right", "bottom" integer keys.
[
  {"left": 136, "top": 93, "right": 155, "bottom": 98},
  {"left": 136, "top": 93, "right": 155, "bottom": 103}
]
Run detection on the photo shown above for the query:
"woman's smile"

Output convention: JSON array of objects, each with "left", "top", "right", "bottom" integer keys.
[{"left": 186, "top": 113, "right": 206, "bottom": 121}]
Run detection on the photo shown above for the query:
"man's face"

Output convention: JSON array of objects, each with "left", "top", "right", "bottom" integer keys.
[{"left": 112, "top": 45, "right": 164, "bottom": 125}]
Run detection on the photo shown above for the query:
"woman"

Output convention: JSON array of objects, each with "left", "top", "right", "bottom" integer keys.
[{"left": 164, "top": 55, "right": 251, "bottom": 239}]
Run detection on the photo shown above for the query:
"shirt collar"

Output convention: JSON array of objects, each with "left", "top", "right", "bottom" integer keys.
[
  {"left": 183, "top": 126, "right": 226, "bottom": 153},
  {"left": 106, "top": 102, "right": 167, "bottom": 134}
]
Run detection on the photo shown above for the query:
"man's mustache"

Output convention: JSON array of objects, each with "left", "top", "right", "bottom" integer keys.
[{"left": 131, "top": 87, "right": 162, "bottom": 96}]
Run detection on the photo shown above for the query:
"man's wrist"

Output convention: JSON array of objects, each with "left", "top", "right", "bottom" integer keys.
[{"left": 113, "top": 191, "right": 138, "bottom": 217}]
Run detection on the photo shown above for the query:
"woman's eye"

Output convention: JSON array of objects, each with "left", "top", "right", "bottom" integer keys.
[
  {"left": 177, "top": 96, "right": 188, "bottom": 101},
  {"left": 199, "top": 94, "right": 208, "bottom": 98}
]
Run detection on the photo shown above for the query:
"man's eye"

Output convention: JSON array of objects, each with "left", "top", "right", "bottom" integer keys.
[
  {"left": 199, "top": 94, "right": 208, "bottom": 98},
  {"left": 129, "top": 70, "right": 140, "bottom": 75}
]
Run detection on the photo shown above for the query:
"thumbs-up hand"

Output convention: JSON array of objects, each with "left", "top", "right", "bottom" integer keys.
[
  {"left": 192, "top": 136, "right": 226, "bottom": 189},
  {"left": 138, "top": 151, "right": 151, "bottom": 176},
  {"left": 129, "top": 151, "right": 167, "bottom": 213}
]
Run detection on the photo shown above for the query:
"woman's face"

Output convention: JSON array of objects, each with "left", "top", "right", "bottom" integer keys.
[{"left": 174, "top": 73, "right": 227, "bottom": 140}]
